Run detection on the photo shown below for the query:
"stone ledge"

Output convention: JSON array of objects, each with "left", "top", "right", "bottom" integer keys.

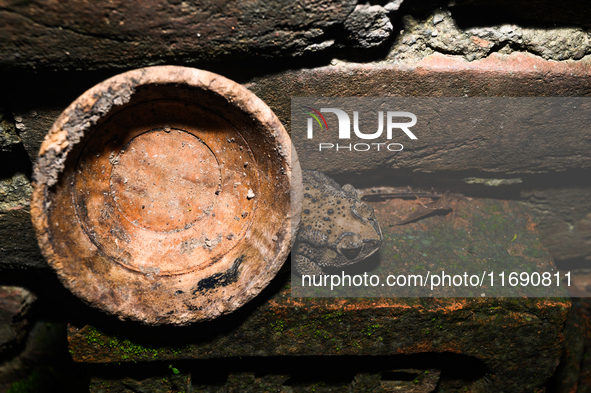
[
  {"left": 12, "top": 53, "right": 591, "bottom": 168},
  {"left": 67, "top": 197, "right": 571, "bottom": 392},
  {"left": 68, "top": 293, "right": 569, "bottom": 392}
]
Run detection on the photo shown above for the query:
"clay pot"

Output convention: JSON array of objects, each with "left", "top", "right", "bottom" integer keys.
[{"left": 31, "top": 66, "right": 301, "bottom": 325}]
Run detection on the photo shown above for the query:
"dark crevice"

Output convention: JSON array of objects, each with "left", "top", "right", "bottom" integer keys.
[
  {"left": 450, "top": 1, "right": 591, "bottom": 30},
  {"left": 332, "top": 168, "right": 591, "bottom": 201},
  {"left": 85, "top": 353, "right": 488, "bottom": 389},
  {"left": 0, "top": 103, "right": 33, "bottom": 180},
  {"left": 0, "top": 143, "right": 32, "bottom": 181}
]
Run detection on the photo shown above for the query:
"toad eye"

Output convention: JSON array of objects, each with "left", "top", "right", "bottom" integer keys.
[{"left": 352, "top": 202, "right": 375, "bottom": 221}]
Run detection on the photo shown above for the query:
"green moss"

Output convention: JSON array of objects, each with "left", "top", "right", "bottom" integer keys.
[
  {"left": 86, "top": 326, "right": 103, "bottom": 346},
  {"left": 85, "top": 326, "right": 163, "bottom": 361},
  {"left": 363, "top": 323, "right": 380, "bottom": 337},
  {"left": 271, "top": 319, "right": 285, "bottom": 332},
  {"left": 431, "top": 317, "right": 443, "bottom": 330},
  {"left": 322, "top": 311, "right": 344, "bottom": 321}
]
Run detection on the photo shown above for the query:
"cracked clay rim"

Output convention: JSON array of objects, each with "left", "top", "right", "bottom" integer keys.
[{"left": 31, "top": 66, "right": 302, "bottom": 325}]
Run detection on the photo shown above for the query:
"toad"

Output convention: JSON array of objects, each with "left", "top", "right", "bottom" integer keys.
[{"left": 294, "top": 170, "right": 383, "bottom": 276}]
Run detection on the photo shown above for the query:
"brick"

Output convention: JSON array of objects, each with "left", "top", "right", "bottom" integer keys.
[
  {"left": 247, "top": 53, "right": 591, "bottom": 176},
  {"left": 245, "top": 53, "right": 591, "bottom": 263},
  {"left": 15, "top": 53, "right": 591, "bottom": 170}
]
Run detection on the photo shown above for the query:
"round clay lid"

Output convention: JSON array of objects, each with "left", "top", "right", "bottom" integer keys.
[{"left": 31, "top": 66, "right": 302, "bottom": 325}]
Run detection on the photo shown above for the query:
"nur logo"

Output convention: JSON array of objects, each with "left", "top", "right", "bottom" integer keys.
[{"left": 303, "top": 107, "right": 418, "bottom": 140}]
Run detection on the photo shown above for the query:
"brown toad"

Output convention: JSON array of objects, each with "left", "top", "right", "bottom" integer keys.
[{"left": 294, "top": 170, "right": 383, "bottom": 276}]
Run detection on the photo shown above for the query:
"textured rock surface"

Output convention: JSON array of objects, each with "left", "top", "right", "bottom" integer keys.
[
  {"left": 13, "top": 54, "right": 591, "bottom": 173},
  {"left": 245, "top": 54, "right": 591, "bottom": 264},
  {"left": 246, "top": 53, "right": 591, "bottom": 162},
  {"left": 391, "top": 10, "right": 591, "bottom": 63},
  {"left": 4, "top": 0, "right": 591, "bottom": 73},
  {"left": 12, "top": 109, "right": 63, "bottom": 163},
  {"left": 343, "top": 4, "right": 393, "bottom": 49},
  {"left": 0, "top": 109, "right": 20, "bottom": 152},
  {"left": 2, "top": 0, "right": 591, "bottom": 72},
  {"left": 0, "top": 0, "right": 358, "bottom": 71},
  {"left": 0, "top": 173, "right": 31, "bottom": 212},
  {"left": 0, "top": 286, "right": 35, "bottom": 355},
  {"left": 0, "top": 172, "right": 46, "bottom": 271}
]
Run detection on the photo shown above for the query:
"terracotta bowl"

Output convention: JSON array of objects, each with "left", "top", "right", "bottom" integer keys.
[{"left": 31, "top": 66, "right": 301, "bottom": 325}]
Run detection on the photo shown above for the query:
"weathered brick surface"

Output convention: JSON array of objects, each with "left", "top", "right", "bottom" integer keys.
[
  {"left": 247, "top": 53, "right": 591, "bottom": 171},
  {"left": 4, "top": 52, "right": 591, "bottom": 268},
  {"left": 12, "top": 109, "right": 62, "bottom": 163},
  {"left": 13, "top": 53, "right": 591, "bottom": 172},
  {"left": 0, "top": 172, "right": 45, "bottom": 272}
]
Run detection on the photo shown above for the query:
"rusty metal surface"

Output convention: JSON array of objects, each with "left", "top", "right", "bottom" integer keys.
[{"left": 31, "top": 66, "right": 302, "bottom": 325}]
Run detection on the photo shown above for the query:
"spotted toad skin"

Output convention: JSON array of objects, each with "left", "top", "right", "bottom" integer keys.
[{"left": 294, "top": 170, "right": 383, "bottom": 276}]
